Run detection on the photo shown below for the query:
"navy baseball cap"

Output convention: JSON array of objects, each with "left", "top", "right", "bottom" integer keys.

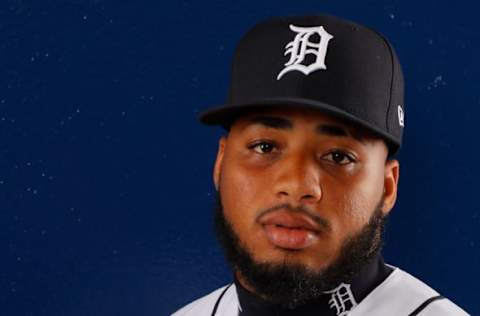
[{"left": 198, "top": 15, "right": 405, "bottom": 155}]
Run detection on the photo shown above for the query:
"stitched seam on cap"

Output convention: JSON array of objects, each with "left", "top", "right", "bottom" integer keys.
[
  {"left": 383, "top": 37, "right": 396, "bottom": 134},
  {"left": 367, "top": 27, "right": 396, "bottom": 134}
]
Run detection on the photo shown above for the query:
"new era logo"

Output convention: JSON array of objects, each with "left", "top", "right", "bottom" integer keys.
[{"left": 397, "top": 105, "right": 405, "bottom": 127}]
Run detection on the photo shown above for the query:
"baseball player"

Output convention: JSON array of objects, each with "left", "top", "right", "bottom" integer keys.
[{"left": 172, "top": 15, "right": 469, "bottom": 316}]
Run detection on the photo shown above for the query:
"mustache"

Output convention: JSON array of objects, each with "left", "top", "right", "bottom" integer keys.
[{"left": 256, "top": 203, "right": 331, "bottom": 232}]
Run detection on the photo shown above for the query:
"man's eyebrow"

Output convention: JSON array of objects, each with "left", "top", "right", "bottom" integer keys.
[
  {"left": 316, "top": 124, "right": 348, "bottom": 137},
  {"left": 246, "top": 116, "right": 293, "bottom": 129},
  {"left": 317, "top": 124, "right": 366, "bottom": 144}
]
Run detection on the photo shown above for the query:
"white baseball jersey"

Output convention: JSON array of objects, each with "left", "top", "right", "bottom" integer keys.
[{"left": 171, "top": 266, "right": 469, "bottom": 316}]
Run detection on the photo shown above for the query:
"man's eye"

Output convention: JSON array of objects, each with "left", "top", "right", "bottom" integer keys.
[
  {"left": 323, "top": 151, "right": 355, "bottom": 165},
  {"left": 250, "top": 142, "right": 277, "bottom": 154}
]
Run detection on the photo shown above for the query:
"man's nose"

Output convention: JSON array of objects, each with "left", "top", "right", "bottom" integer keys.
[{"left": 272, "top": 152, "right": 322, "bottom": 204}]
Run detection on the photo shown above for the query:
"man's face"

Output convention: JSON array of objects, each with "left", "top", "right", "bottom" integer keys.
[{"left": 213, "top": 107, "right": 399, "bottom": 301}]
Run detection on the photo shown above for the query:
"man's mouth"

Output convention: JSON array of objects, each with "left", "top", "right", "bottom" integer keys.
[{"left": 258, "top": 211, "right": 321, "bottom": 250}]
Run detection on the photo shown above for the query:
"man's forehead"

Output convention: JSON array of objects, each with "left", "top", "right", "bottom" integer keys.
[
  {"left": 238, "top": 107, "right": 345, "bottom": 125},
  {"left": 231, "top": 107, "right": 378, "bottom": 140}
]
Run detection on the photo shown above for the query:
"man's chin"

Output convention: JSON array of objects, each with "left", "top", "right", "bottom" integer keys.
[
  {"left": 249, "top": 250, "right": 335, "bottom": 272},
  {"left": 233, "top": 257, "right": 337, "bottom": 308}
]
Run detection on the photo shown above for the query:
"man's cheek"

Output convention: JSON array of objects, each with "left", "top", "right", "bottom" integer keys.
[
  {"left": 335, "top": 191, "right": 375, "bottom": 228},
  {"left": 222, "top": 168, "right": 264, "bottom": 206}
]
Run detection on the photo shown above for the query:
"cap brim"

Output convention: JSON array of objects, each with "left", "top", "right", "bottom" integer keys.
[{"left": 198, "top": 97, "right": 400, "bottom": 155}]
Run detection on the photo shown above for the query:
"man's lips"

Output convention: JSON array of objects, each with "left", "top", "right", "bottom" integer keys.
[
  {"left": 258, "top": 211, "right": 321, "bottom": 250},
  {"left": 259, "top": 211, "right": 321, "bottom": 231}
]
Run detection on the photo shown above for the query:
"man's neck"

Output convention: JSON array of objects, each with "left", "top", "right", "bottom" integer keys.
[{"left": 234, "top": 254, "right": 393, "bottom": 316}]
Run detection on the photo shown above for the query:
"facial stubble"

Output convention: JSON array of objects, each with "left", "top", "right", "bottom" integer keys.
[{"left": 213, "top": 191, "right": 387, "bottom": 309}]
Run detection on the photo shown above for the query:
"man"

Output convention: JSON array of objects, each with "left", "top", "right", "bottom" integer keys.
[{"left": 172, "top": 15, "right": 469, "bottom": 316}]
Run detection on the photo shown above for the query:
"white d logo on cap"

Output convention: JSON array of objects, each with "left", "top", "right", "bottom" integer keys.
[{"left": 277, "top": 24, "right": 334, "bottom": 80}]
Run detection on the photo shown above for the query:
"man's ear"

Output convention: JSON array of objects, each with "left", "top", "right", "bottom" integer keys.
[
  {"left": 382, "top": 159, "right": 400, "bottom": 215},
  {"left": 213, "top": 137, "right": 227, "bottom": 191}
]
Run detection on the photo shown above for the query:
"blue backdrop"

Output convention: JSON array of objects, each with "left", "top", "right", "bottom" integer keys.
[{"left": 1, "top": 0, "right": 479, "bottom": 315}]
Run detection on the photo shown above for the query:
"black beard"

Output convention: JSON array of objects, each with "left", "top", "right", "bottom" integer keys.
[{"left": 213, "top": 192, "right": 387, "bottom": 309}]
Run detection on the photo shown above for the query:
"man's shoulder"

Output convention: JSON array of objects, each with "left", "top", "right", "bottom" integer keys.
[
  {"left": 352, "top": 266, "right": 469, "bottom": 316},
  {"left": 171, "top": 283, "right": 236, "bottom": 316},
  {"left": 392, "top": 267, "right": 469, "bottom": 315}
]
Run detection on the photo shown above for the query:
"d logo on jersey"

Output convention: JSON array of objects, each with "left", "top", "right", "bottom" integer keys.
[
  {"left": 324, "top": 283, "right": 358, "bottom": 316},
  {"left": 277, "top": 24, "right": 334, "bottom": 80}
]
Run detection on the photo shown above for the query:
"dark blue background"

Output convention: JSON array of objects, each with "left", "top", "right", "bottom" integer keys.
[{"left": 1, "top": 0, "right": 479, "bottom": 315}]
